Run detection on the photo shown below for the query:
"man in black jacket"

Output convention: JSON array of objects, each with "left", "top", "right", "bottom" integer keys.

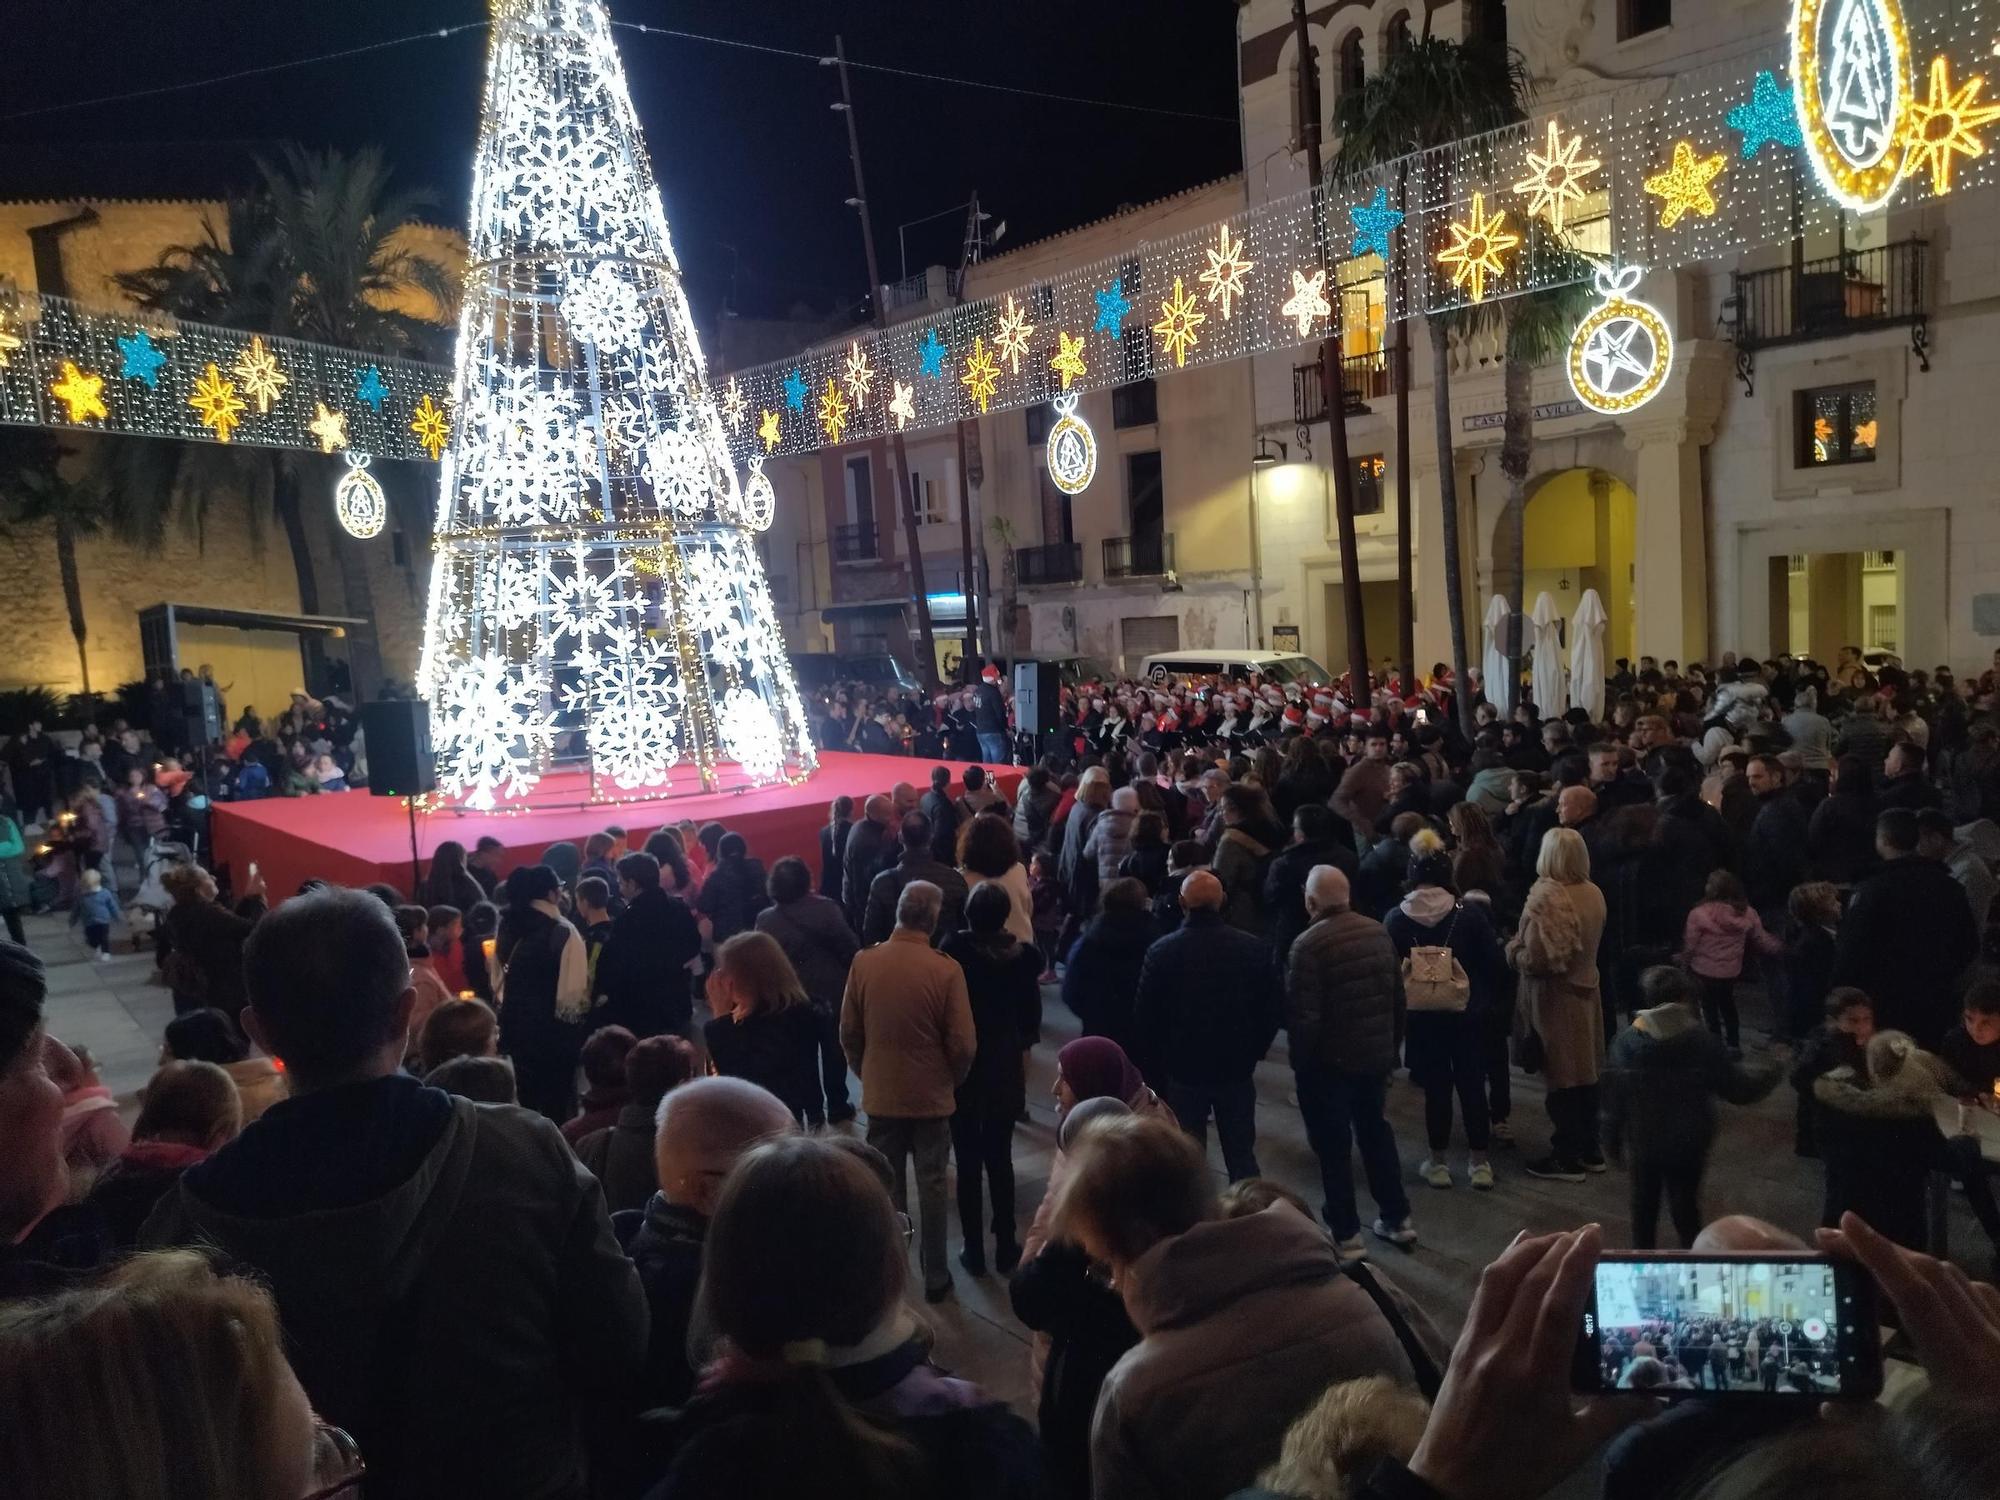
[
  {"left": 920, "top": 764, "right": 962, "bottom": 864},
  {"left": 841, "top": 794, "right": 894, "bottom": 932},
  {"left": 1834, "top": 808, "right": 1980, "bottom": 1048},
  {"left": 1263, "top": 803, "right": 1361, "bottom": 962},
  {"left": 863, "top": 812, "right": 969, "bottom": 945},
  {"left": 597, "top": 852, "right": 703, "bottom": 1037},
  {"left": 1133, "top": 871, "right": 1283, "bottom": 1181},
  {"left": 973, "top": 664, "right": 1012, "bottom": 764},
  {"left": 1742, "top": 755, "right": 1810, "bottom": 917}
]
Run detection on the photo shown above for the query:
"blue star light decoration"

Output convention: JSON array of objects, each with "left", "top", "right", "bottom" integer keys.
[
  {"left": 355, "top": 365, "right": 389, "bottom": 412},
  {"left": 782, "top": 367, "right": 809, "bottom": 412},
  {"left": 1092, "top": 278, "right": 1133, "bottom": 339},
  {"left": 917, "top": 328, "right": 948, "bottom": 380},
  {"left": 1728, "top": 70, "right": 1802, "bottom": 158},
  {"left": 1348, "top": 185, "right": 1405, "bottom": 260},
  {"left": 117, "top": 330, "right": 167, "bottom": 389}
]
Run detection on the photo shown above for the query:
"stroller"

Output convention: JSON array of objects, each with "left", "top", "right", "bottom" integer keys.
[{"left": 131, "top": 835, "right": 195, "bottom": 938}]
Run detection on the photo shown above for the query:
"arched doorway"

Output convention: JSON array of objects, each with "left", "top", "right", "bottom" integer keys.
[{"left": 1522, "top": 469, "right": 1636, "bottom": 663}]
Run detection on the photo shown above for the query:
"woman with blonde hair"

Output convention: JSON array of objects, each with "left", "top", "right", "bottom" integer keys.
[
  {"left": 703, "top": 930, "right": 823, "bottom": 1125},
  {"left": 1508, "top": 827, "right": 1609, "bottom": 1182},
  {"left": 0, "top": 1249, "right": 364, "bottom": 1500}
]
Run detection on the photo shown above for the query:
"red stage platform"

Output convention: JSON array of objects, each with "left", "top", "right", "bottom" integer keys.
[{"left": 210, "top": 753, "right": 1023, "bottom": 901}]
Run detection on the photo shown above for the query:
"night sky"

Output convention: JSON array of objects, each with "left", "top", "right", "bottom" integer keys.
[{"left": 1, "top": 1, "right": 1245, "bottom": 326}]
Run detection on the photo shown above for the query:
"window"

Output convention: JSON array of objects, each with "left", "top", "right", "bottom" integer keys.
[
  {"left": 1619, "top": 0, "right": 1671, "bottom": 39},
  {"left": 1113, "top": 379, "right": 1158, "bottom": 429},
  {"left": 1025, "top": 401, "right": 1055, "bottom": 446},
  {"left": 1385, "top": 11, "right": 1412, "bottom": 57},
  {"left": 1796, "top": 382, "right": 1877, "bottom": 467},
  {"left": 390, "top": 529, "right": 409, "bottom": 568},
  {"left": 1348, "top": 454, "right": 1387, "bottom": 517},
  {"left": 908, "top": 468, "right": 951, "bottom": 525},
  {"left": 843, "top": 455, "right": 873, "bottom": 525},
  {"left": 1338, "top": 30, "right": 1365, "bottom": 96}
]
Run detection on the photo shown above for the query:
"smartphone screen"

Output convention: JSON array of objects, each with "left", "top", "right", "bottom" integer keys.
[{"left": 1572, "top": 1253, "right": 1881, "bottom": 1399}]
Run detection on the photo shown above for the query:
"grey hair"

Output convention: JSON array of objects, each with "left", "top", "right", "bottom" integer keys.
[{"left": 896, "top": 879, "right": 943, "bottom": 933}]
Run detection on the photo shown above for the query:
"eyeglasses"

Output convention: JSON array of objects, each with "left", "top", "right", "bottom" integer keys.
[{"left": 301, "top": 1421, "right": 366, "bottom": 1500}]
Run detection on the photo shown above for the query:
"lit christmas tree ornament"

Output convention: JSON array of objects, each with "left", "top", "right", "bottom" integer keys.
[
  {"left": 1045, "top": 395, "right": 1096, "bottom": 496},
  {"left": 334, "top": 452, "right": 387, "bottom": 538},
  {"left": 1792, "top": 0, "right": 1912, "bottom": 211},
  {"left": 741, "top": 456, "right": 775, "bottom": 531},
  {"left": 418, "top": 0, "right": 815, "bottom": 807},
  {"left": 1567, "top": 266, "right": 1674, "bottom": 415}
]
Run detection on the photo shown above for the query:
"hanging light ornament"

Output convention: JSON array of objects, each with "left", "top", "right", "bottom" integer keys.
[
  {"left": 335, "top": 452, "right": 387, "bottom": 539},
  {"left": 1045, "top": 395, "right": 1097, "bottom": 496},
  {"left": 741, "top": 455, "right": 775, "bottom": 531}
]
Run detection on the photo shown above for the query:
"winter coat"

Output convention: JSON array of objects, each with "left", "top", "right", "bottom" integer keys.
[
  {"left": 1681, "top": 901, "right": 1784, "bottom": 981},
  {"left": 1833, "top": 857, "right": 1980, "bottom": 1048},
  {"left": 1465, "top": 765, "right": 1515, "bottom": 816},
  {"left": 620, "top": 1192, "right": 707, "bottom": 1407},
  {"left": 839, "top": 928, "right": 978, "bottom": 1118},
  {"left": 1009, "top": 1238, "right": 1139, "bottom": 1500},
  {"left": 755, "top": 894, "right": 860, "bottom": 1013},
  {"left": 1790, "top": 1024, "right": 1865, "bottom": 1157},
  {"left": 160, "top": 895, "right": 259, "bottom": 1017},
  {"left": 705, "top": 1005, "right": 823, "bottom": 1123},
  {"left": 1013, "top": 784, "right": 1062, "bottom": 852},
  {"left": 942, "top": 931, "right": 1044, "bottom": 1119},
  {"left": 1134, "top": 909, "right": 1283, "bottom": 1086},
  {"left": 142, "top": 1077, "right": 646, "bottom": 1500},
  {"left": 1508, "top": 876, "right": 1608, "bottom": 1090},
  {"left": 419, "top": 863, "right": 485, "bottom": 914},
  {"left": 1743, "top": 789, "right": 1811, "bottom": 912},
  {"left": 1783, "top": 921, "right": 1839, "bottom": 1042},
  {"left": 1058, "top": 801, "right": 1102, "bottom": 888},
  {"left": 1118, "top": 842, "right": 1172, "bottom": 896},
  {"left": 819, "top": 818, "right": 851, "bottom": 903},
  {"left": 1353, "top": 834, "right": 1412, "bottom": 922},
  {"left": 1808, "top": 791, "right": 1878, "bottom": 885},
  {"left": 1272, "top": 763, "right": 1336, "bottom": 825},
  {"left": 1086, "top": 807, "right": 1138, "bottom": 887},
  {"left": 1601, "top": 1003, "right": 1780, "bottom": 1163},
  {"left": 71, "top": 886, "right": 122, "bottom": 929},
  {"left": 695, "top": 855, "right": 770, "bottom": 944},
  {"left": 1264, "top": 836, "right": 1362, "bottom": 962},
  {"left": 496, "top": 902, "right": 590, "bottom": 1051},
  {"left": 84, "top": 1140, "right": 211, "bottom": 1248},
  {"left": 1385, "top": 889, "right": 1506, "bottom": 1085},
  {"left": 1835, "top": 712, "right": 1893, "bottom": 776},
  {"left": 1090, "top": 1203, "right": 1446, "bottom": 1500},
  {"left": 1874, "top": 772, "right": 1941, "bottom": 814},
  {"left": 574, "top": 1100, "right": 664, "bottom": 1215},
  {"left": 1212, "top": 821, "right": 1281, "bottom": 936},
  {"left": 841, "top": 816, "right": 893, "bottom": 930},
  {"left": 922, "top": 787, "right": 963, "bottom": 863},
  {"left": 863, "top": 849, "right": 969, "bottom": 945},
  {"left": 595, "top": 886, "right": 701, "bottom": 1036},
  {"left": 1061, "top": 909, "right": 1159, "bottom": 1079},
  {"left": 1653, "top": 793, "right": 1735, "bottom": 931},
  {"left": 1813, "top": 1045, "right": 1955, "bottom": 1248},
  {"left": 1286, "top": 908, "right": 1404, "bottom": 1077}
]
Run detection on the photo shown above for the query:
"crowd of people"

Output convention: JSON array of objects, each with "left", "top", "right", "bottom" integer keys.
[{"left": 4, "top": 643, "right": 2000, "bottom": 1497}]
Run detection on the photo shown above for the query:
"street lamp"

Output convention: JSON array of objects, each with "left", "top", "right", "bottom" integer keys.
[{"left": 1253, "top": 436, "right": 1288, "bottom": 468}]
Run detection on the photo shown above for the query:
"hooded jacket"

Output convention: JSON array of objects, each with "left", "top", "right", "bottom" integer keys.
[
  {"left": 141, "top": 1077, "right": 646, "bottom": 1500},
  {"left": 1601, "top": 1003, "right": 1780, "bottom": 1162},
  {"left": 1090, "top": 1203, "right": 1444, "bottom": 1500}
]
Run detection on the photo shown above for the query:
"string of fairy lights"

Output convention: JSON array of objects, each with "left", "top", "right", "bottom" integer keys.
[{"left": 723, "top": 0, "right": 2000, "bottom": 463}]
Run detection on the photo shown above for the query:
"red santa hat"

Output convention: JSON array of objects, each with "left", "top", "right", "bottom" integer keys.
[
  {"left": 1283, "top": 705, "right": 1305, "bottom": 728},
  {"left": 1160, "top": 708, "right": 1181, "bottom": 731},
  {"left": 981, "top": 664, "right": 1001, "bottom": 683}
]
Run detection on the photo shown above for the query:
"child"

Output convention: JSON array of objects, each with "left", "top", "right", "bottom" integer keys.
[
  {"left": 1029, "top": 850, "right": 1061, "bottom": 980},
  {"left": 394, "top": 906, "right": 452, "bottom": 1060},
  {"left": 427, "top": 904, "right": 466, "bottom": 993},
  {"left": 1781, "top": 881, "right": 1841, "bottom": 1045},
  {"left": 1601, "top": 966, "right": 1781, "bottom": 1248},
  {"left": 1938, "top": 977, "right": 2000, "bottom": 1264},
  {"left": 1814, "top": 1029, "right": 1958, "bottom": 1248},
  {"left": 1679, "top": 870, "right": 1784, "bottom": 1053},
  {"left": 461, "top": 900, "right": 500, "bottom": 1006},
  {"left": 1789, "top": 987, "right": 1874, "bottom": 1157},
  {"left": 70, "top": 868, "right": 122, "bottom": 961}
]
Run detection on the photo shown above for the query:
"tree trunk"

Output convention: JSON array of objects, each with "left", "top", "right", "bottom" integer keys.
[
  {"left": 272, "top": 463, "right": 328, "bottom": 690},
  {"left": 955, "top": 418, "right": 980, "bottom": 678},
  {"left": 1428, "top": 316, "right": 1475, "bottom": 738},
  {"left": 1393, "top": 166, "right": 1415, "bottom": 692},
  {"left": 1323, "top": 334, "right": 1371, "bottom": 707},
  {"left": 53, "top": 512, "right": 90, "bottom": 697},
  {"left": 889, "top": 431, "right": 939, "bottom": 692},
  {"left": 1496, "top": 348, "right": 1533, "bottom": 616}
]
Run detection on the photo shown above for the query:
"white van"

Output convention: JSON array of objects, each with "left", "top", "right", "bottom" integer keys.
[{"left": 1139, "top": 649, "right": 1334, "bottom": 687}]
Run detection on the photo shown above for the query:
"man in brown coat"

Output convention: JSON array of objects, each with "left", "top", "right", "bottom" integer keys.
[
  {"left": 1331, "top": 725, "right": 1393, "bottom": 842},
  {"left": 840, "top": 879, "right": 976, "bottom": 1300}
]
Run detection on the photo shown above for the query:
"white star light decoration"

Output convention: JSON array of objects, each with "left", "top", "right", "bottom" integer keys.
[
  {"left": 1198, "top": 222, "right": 1254, "bottom": 320},
  {"left": 1512, "top": 120, "right": 1602, "bottom": 231},
  {"left": 993, "top": 295, "right": 1035, "bottom": 375},
  {"left": 887, "top": 379, "right": 916, "bottom": 431},
  {"left": 1281, "top": 268, "right": 1332, "bottom": 337},
  {"left": 841, "top": 341, "right": 875, "bottom": 404},
  {"left": 719, "top": 376, "right": 746, "bottom": 433}
]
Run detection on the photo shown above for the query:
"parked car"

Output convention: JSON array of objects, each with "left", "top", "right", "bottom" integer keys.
[
  {"left": 788, "top": 651, "right": 923, "bottom": 695},
  {"left": 1139, "top": 649, "right": 1334, "bottom": 687}
]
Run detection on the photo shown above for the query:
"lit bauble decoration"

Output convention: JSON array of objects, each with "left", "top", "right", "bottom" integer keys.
[
  {"left": 1567, "top": 266, "right": 1674, "bottom": 416},
  {"left": 1792, "top": 0, "right": 1913, "bottom": 212},
  {"left": 334, "top": 452, "right": 387, "bottom": 539},
  {"left": 1046, "top": 394, "right": 1097, "bottom": 496},
  {"left": 741, "top": 455, "right": 775, "bottom": 531}
]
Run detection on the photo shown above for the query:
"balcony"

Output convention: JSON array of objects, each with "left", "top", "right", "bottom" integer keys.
[
  {"left": 1015, "top": 542, "right": 1084, "bottom": 587},
  {"left": 831, "top": 522, "right": 878, "bottom": 562},
  {"left": 1729, "top": 237, "right": 1929, "bottom": 390},
  {"left": 1103, "top": 533, "right": 1174, "bottom": 580},
  {"left": 1293, "top": 349, "right": 1395, "bottom": 425}
]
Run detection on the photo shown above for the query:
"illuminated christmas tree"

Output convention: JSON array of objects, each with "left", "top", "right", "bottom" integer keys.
[{"left": 419, "top": 0, "right": 815, "bottom": 808}]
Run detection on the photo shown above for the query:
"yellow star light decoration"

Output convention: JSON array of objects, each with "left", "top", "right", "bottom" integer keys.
[
  {"left": 817, "top": 376, "right": 850, "bottom": 443},
  {"left": 49, "top": 361, "right": 108, "bottom": 423},
  {"left": 1197, "top": 222, "right": 1255, "bottom": 320},
  {"left": 231, "top": 335, "right": 289, "bottom": 415},
  {"left": 757, "top": 407, "right": 782, "bottom": 452},
  {"left": 1903, "top": 55, "right": 2000, "bottom": 194},
  {"left": 888, "top": 379, "right": 916, "bottom": 430},
  {"left": 1050, "top": 329, "right": 1088, "bottom": 391},
  {"left": 1435, "top": 192, "right": 1520, "bottom": 303},
  {"left": 961, "top": 336, "right": 1001, "bottom": 412},
  {"left": 1280, "top": 268, "right": 1332, "bottom": 338},
  {"left": 993, "top": 295, "right": 1035, "bottom": 374},
  {"left": 308, "top": 402, "right": 349, "bottom": 454},
  {"left": 841, "top": 341, "right": 875, "bottom": 404},
  {"left": 1512, "top": 119, "right": 1602, "bottom": 231},
  {"left": 1152, "top": 275, "right": 1205, "bottom": 369},
  {"left": 1642, "top": 141, "right": 1727, "bottom": 227},
  {"left": 719, "top": 375, "right": 747, "bottom": 433},
  {"left": 188, "top": 362, "right": 245, "bottom": 442},
  {"left": 410, "top": 394, "right": 450, "bottom": 460}
]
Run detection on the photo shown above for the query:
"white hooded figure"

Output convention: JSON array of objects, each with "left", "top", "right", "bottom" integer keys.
[{"left": 1695, "top": 674, "right": 1771, "bottom": 769}]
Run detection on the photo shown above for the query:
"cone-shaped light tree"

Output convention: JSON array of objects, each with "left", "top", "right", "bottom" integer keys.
[{"left": 419, "top": 0, "right": 814, "bottom": 808}]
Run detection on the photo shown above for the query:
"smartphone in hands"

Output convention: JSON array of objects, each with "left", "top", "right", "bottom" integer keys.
[{"left": 1572, "top": 1252, "right": 1882, "bottom": 1400}]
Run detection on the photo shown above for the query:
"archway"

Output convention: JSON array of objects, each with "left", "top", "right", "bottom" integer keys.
[{"left": 1521, "top": 469, "right": 1636, "bottom": 663}]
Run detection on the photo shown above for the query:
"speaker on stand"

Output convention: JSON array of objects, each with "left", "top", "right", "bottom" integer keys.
[
  {"left": 361, "top": 700, "right": 437, "bottom": 896},
  {"left": 1012, "top": 660, "right": 1061, "bottom": 764}
]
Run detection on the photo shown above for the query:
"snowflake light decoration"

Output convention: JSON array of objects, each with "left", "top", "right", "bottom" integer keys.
[
  {"left": 232, "top": 335, "right": 289, "bottom": 414},
  {"left": 432, "top": 655, "right": 559, "bottom": 810},
  {"left": 719, "top": 375, "right": 747, "bottom": 432},
  {"left": 993, "top": 295, "right": 1035, "bottom": 374},
  {"left": 646, "top": 426, "right": 709, "bottom": 517},
  {"left": 546, "top": 542, "right": 632, "bottom": 642},
  {"left": 1197, "top": 223, "right": 1254, "bottom": 320},
  {"left": 717, "top": 687, "right": 785, "bottom": 781},
  {"left": 562, "top": 628, "right": 683, "bottom": 789},
  {"left": 1152, "top": 276, "right": 1205, "bottom": 368},
  {"left": 561, "top": 262, "right": 648, "bottom": 349}
]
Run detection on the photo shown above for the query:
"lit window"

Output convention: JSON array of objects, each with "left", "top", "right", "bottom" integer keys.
[
  {"left": 1796, "top": 382, "right": 1877, "bottom": 467},
  {"left": 1349, "top": 454, "right": 1387, "bottom": 516}
]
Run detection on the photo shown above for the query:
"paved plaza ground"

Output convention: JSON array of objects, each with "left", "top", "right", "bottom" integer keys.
[{"left": 28, "top": 906, "right": 1987, "bottom": 1444}]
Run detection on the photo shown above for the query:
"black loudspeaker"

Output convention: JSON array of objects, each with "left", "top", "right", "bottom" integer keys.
[
  {"left": 362, "top": 699, "right": 437, "bottom": 797},
  {"left": 1013, "top": 660, "right": 1061, "bottom": 734},
  {"left": 179, "top": 680, "right": 221, "bottom": 748}
]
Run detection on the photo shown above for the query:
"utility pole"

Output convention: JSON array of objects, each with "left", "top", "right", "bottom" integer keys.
[
  {"left": 1291, "top": 0, "right": 1371, "bottom": 708},
  {"left": 952, "top": 191, "right": 987, "bottom": 679},
  {"left": 829, "top": 35, "right": 939, "bottom": 691}
]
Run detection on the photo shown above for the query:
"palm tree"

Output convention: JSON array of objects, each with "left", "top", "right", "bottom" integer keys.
[
  {"left": 1334, "top": 35, "right": 1527, "bottom": 733},
  {"left": 112, "top": 146, "right": 452, "bottom": 686},
  {"left": 0, "top": 433, "right": 110, "bottom": 695}
]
